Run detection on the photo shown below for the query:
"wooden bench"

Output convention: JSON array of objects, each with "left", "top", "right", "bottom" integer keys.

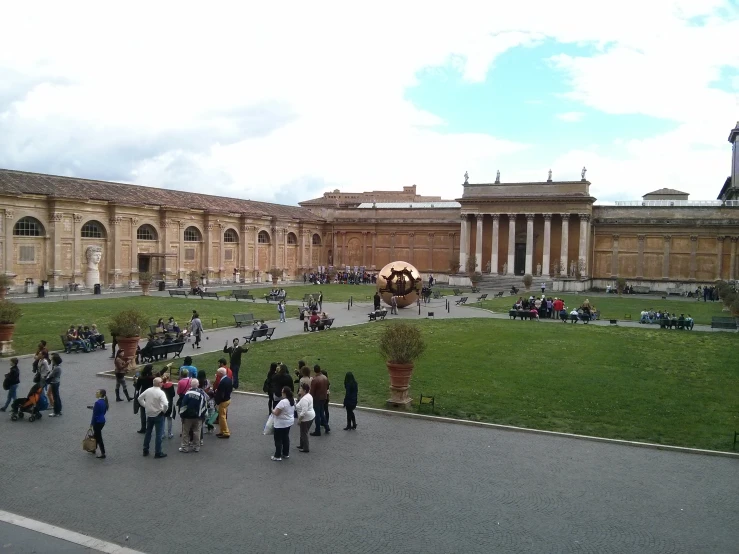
[
  {"left": 368, "top": 309, "right": 388, "bottom": 321},
  {"left": 228, "top": 290, "right": 254, "bottom": 301},
  {"left": 471, "top": 287, "right": 480, "bottom": 293},
  {"left": 140, "top": 341, "right": 185, "bottom": 363},
  {"left": 199, "top": 291, "right": 220, "bottom": 300},
  {"left": 494, "top": 291, "right": 504, "bottom": 298},
  {"left": 711, "top": 316, "right": 737, "bottom": 330},
  {"left": 168, "top": 290, "right": 188, "bottom": 298},
  {"left": 60, "top": 334, "right": 92, "bottom": 353},
  {"left": 476, "top": 293, "right": 488, "bottom": 302},
  {"left": 233, "top": 313, "right": 255, "bottom": 328},
  {"left": 243, "top": 327, "right": 276, "bottom": 343},
  {"left": 452, "top": 288, "right": 462, "bottom": 296},
  {"left": 632, "top": 286, "right": 651, "bottom": 294},
  {"left": 309, "top": 318, "right": 334, "bottom": 332},
  {"left": 455, "top": 296, "right": 468, "bottom": 305},
  {"left": 509, "top": 309, "right": 534, "bottom": 320}
]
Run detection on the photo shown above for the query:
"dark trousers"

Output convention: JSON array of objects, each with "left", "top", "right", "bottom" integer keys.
[
  {"left": 50, "top": 383, "right": 61, "bottom": 414},
  {"left": 139, "top": 403, "right": 147, "bottom": 430},
  {"left": 273, "top": 426, "right": 290, "bottom": 458},
  {"left": 313, "top": 399, "right": 329, "bottom": 432},
  {"left": 324, "top": 400, "right": 330, "bottom": 424},
  {"left": 93, "top": 422, "right": 105, "bottom": 454},
  {"left": 345, "top": 405, "right": 356, "bottom": 428},
  {"left": 268, "top": 396, "right": 275, "bottom": 415},
  {"left": 231, "top": 365, "right": 240, "bottom": 389},
  {"left": 299, "top": 419, "right": 314, "bottom": 451}
]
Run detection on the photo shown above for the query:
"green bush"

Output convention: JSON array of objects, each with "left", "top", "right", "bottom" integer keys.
[
  {"left": 109, "top": 309, "right": 148, "bottom": 338},
  {"left": 0, "top": 301, "right": 22, "bottom": 324},
  {"left": 523, "top": 274, "right": 533, "bottom": 289},
  {"left": 138, "top": 271, "right": 152, "bottom": 283},
  {"left": 378, "top": 322, "right": 426, "bottom": 364}
]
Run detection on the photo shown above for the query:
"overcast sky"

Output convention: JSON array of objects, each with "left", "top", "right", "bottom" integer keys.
[{"left": 1, "top": 1, "right": 737, "bottom": 204}]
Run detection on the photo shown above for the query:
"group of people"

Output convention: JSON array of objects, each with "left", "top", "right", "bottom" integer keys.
[
  {"left": 304, "top": 271, "right": 376, "bottom": 285},
  {"left": 2, "top": 342, "right": 64, "bottom": 420},
  {"left": 639, "top": 310, "right": 695, "bottom": 329},
  {"left": 512, "top": 296, "right": 598, "bottom": 321},
  {"left": 64, "top": 324, "right": 106, "bottom": 353}
]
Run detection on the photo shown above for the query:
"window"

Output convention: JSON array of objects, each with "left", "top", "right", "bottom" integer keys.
[
  {"left": 19, "top": 245, "right": 35, "bottom": 262},
  {"left": 137, "top": 225, "right": 157, "bottom": 241},
  {"left": 224, "top": 229, "right": 238, "bottom": 243},
  {"left": 312, "top": 233, "right": 322, "bottom": 245},
  {"left": 184, "top": 226, "right": 201, "bottom": 242},
  {"left": 13, "top": 217, "right": 44, "bottom": 237},
  {"left": 185, "top": 248, "right": 195, "bottom": 261},
  {"left": 81, "top": 221, "right": 104, "bottom": 238},
  {"left": 258, "top": 231, "right": 270, "bottom": 244},
  {"left": 225, "top": 249, "right": 233, "bottom": 261},
  {"left": 287, "top": 232, "right": 297, "bottom": 245}
]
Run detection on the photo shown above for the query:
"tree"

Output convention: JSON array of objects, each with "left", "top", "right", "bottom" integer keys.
[{"left": 465, "top": 254, "right": 477, "bottom": 276}]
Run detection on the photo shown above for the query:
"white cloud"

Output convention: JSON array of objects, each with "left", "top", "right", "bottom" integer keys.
[
  {"left": 556, "top": 112, "right": 585, "bottom": 122},
  {"left": 0, "top": 0, "right": 737, "bottom": 204}
]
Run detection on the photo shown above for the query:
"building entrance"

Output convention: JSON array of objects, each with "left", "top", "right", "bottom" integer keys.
[{"left": 514, "top": 244, "right": 526, "bottom": 275}]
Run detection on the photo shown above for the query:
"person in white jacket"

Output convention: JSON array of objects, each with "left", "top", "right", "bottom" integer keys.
[
  {"left": 295, "top": 383, "right": 315, "bottom": 453},
  {"left": 138, "top": 378, "right": 169, "bottom": 458}
]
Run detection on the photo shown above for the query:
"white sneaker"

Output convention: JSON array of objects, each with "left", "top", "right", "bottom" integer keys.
[
  {"left": 168, "top": 433, "right": 174, "bottom": 439},
  {"left": 200, "top": 440, "right": 204, "bottom": 446},
  {"left": 271, "top": 456, "right": 282, "bottom": 461}
]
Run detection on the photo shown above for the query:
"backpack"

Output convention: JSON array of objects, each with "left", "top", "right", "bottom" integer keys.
[{"left": 37, "top": 392, "right": 49, "bottom": 411}]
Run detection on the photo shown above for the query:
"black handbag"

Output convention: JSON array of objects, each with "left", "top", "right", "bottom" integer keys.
[{"left": 133, "top": 391, "right": 140, "bottom": 414}]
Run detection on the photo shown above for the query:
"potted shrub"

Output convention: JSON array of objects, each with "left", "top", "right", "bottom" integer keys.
[
  {"left": 188, "top": 270, "right": 200, "bottom": 289},
  {"left": 138, "top": 271, "right": 152, "bottom": 296},
  {"left": 109, "top": 309, "right": 148, "bottom": 361},
  {"left": 448, "top": 256, "right": 461, "bottom": 274},
  {"left": 523, "top": 273, "right": 533, "bottom": 290},
  {"left": 0, "top": 274, "right": 11, "bottom": 300},
  {"left": 269, "top": 268, "right": 283, "bottom": 285},
  {"left": 616, "top": 277, "right": 626, "bottom": 295},
  {"left": 0, "top": 300, "right": 22, "bottom": 344},
  {"left": 379, "top": 322, "right": 426, "bottom": 408}
]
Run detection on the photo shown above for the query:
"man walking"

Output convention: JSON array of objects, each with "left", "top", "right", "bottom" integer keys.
[
  {"left": 179, "top": 379, "right": 207, "bottom": 453},
  {"left": 223, "top": 339, "right": 248, "bottom": 389},
  {"left": 190, "top": 313, "right": 204, "bottom": 349},
  {"left": 214, "top": 367, "right": 233, "bottom": 439},
  {"left": 138, "top": 377, "right": 169, "bottom": 458},
  {"left": 309, "top": 364, "right": 330, "bottom": 436}
]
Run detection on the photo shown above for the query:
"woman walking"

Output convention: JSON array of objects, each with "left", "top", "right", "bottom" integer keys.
[
  {"left": 161, "top": 372, "right": 176, "bottom": 439},
  {"left": 264, "top": 363, "right": 278, "bottom": 415},
  {"left": 134, "top": 365, "right": 155, "bottom": 433},
  {"left": 295, "top": 382, "right": 315, "bottom": 453},
  {"left": 47, "top": 353, "right": 63, "bottom": 417},
  {"left": 87, "top": 389, "right": 108, "bottom": 458},
  {"left": 271, "top": 386, "right": 295, "bottom": 461},
  {"left": 343, "top": 372, "right": 358, "bottom": 430},
  {"left": 113, "top": 350, "right": 132, "bottom": 402},
  {"left": 1, "top": 357, "right": 20, "bottom": 412}
]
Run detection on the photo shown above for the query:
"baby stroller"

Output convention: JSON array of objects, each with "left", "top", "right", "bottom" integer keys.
[{"left": 10, "top": 384, "right": 49, "bottom": 422}]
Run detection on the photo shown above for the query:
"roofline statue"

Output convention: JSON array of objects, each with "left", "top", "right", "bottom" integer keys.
[{"left": 581, "top": 166, "right": 587, "bottom": 181}]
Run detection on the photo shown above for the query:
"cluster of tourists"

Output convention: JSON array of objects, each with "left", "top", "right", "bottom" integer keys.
[
  {"left": 640, "top": 310, "right": 695, "bottom": 329},
  {"left": 304, "top": 271, "right": 376, "bottom": 285},
  {"left": 64, "top": 324, "right": 106, "bottom": 353},
  {"left": 2, "top": 342, "right": 63, "bottom": 418}
]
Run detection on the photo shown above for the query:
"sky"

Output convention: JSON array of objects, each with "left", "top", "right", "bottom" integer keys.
[{"left": 0, "top": 0, "right": 738, "bottom": 204}]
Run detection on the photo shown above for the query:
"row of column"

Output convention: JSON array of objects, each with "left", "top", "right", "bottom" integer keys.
[{"left": 460, "top": 213, "right": 591, "bottom": 277}]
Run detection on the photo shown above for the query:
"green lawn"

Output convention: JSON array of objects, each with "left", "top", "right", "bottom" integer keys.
[
  {"left": 479, "top": 294, "right": 726, "bottom": 325},
  {"left": 10, "top": 297, "right": 298, "bottom": 356},
  {"left": 147, "top": 319, "right": 739, "bottom": 452}
]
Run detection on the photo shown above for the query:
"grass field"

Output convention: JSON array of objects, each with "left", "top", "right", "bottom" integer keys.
[
  {"left": 10, "top": 297, "right": 299, "bottom": 356},
  {"left": 478, "top": 293, "right": 726, "bottom": 325},
  {"left": 147, "top": 318, "right": 739, "bottom": 452}
]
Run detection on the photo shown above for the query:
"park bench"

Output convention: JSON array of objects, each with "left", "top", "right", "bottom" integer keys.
[
  {"left": 433, "top": 291, "right": 442, "bottom": 299},
  {"left": 455, "top": 296, "right": 468, "bottom": 305},
  {"left": 494, "top": 291, "right": 504, "bottom": 298},
  {"left": 233, "top": 313, "right": 256, "bottom": 328},
  {"left": 228, "top": 290, "right": 254, "bottom": 302},
  {"left": 140, "top": 341, "right": 185, "bottom": 363},
  {"left": 476, "top": 294, "right": 488, "bottom": 302},
  {"left": 368, "top": 309, "right": 388, "bottom": 321},
  {"left": 308, "top": 318, "right": 334, "bottom": 332},
  {"left": 243, "top": 327, "right": 276, "bottom": 343},
  {"left": 60, "top": 334, "right": 95, "bottom": 353},
  {"left": 452, "top": 288, "right": 462, "bottom": 296},
  {"left": 632, "top": 286, "right": 651, "bottom": 294},
  {"left": 471, "top": 287, "right": 480, "bottom": 293},
  {"left": 199, "top": 291, "right": 220, "bottom": 300},
  {"left": 509, "top": 309, "right": 534, "bottom": 320},
  {"left": 168, "top": 290, "right": 188, "bottom": 298},
  {"left": 711, "top": 316, "right": 737, "bottom": 330},
  {"left": 665, "top": 287, "right": 683, "bottom": 296}
]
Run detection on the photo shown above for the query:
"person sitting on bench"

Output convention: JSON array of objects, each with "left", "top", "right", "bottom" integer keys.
[
  {"left": 89, "top": 325, "right": 106, "bottom": 349},
  {"left": 569, "top": 308, "right": 580, "bottom": 322},
  {"left": 309, "top": 311, "right": 320, "bottom": 331},
  {"left": 510, "top": 285, "right": 519, "bottom": 295},
  {"left": 258, "top": 320, "right": 268, "bottom": 331},
  {"left": 559, "top": 308, "right": 568, "bottom": 321}
]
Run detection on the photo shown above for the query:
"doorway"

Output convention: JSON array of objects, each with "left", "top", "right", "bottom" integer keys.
[
  {"left": 138, "top": 255, "right": 151, "bottom": 273},
  {"left": 514, "top": 244, "right": 526, "bottom": 275}
]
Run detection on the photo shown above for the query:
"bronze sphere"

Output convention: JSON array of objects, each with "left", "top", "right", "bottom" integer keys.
[{"left": 376, "top": 261, "right": 423, "bottom": 308}]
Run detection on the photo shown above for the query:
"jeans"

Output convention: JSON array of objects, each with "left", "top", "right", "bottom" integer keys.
[
  {"left": 217, "top": 400, "right": 231, "bottom": 436},
  {"left": 273, "top": 426, "right": 290, "bottom": 458},
  {"left": 50, "top": 383, "right": 61, "bottom": 414},
  {"left": 92, "top": 422, "right": 105, "bottom": 454},
  {"left": 2, "top": 384, "right": 18, "bottom": 410},
  {"left": 144, "top": 414, "right": 165, "bottom": 455},
  {"left": 313, "top": 399, "right": 329, "bottom": 432},
  {"left": 231, "top": 365, "right": 240, "bottom": 389},
  {"left": 279, "top": 311, "right": 286, "bottom": 322},
  {"left": 299, "top": 418, "right": 313, "bottom": 451}
]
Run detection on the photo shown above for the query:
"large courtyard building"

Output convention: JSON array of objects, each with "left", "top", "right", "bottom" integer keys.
[{"left": 1, "top": 122, "right": 738, "bottom": 292}]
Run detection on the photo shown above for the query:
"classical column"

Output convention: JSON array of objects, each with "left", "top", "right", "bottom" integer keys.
[
  {"left": 716, "top": 236, "right": 725, "bottom": 280},
  {"left": 220, "top": 223, "right": 228, "bottom": 280},
  {"left": 525, "top": 214, "right": 534, "bottom": 275},
  {"left": 341, "top": 231, "right": 347, "bottom": 267},
  {"left": 131, "top": 217, "right": 140, "bottom": 278},
  {"left": 282, "top": 228, "right": 288, "bottom": 270},
  {"left": 49, "top": 212, "right": 63, "bottom": 288},
  {"left": 490, "top": 215, "right": 499, "bottom": 275},
  {"left": 730, "top": 237, "right": 737, "bottom": 280},
  {"left": 560, "top": 214, "right": 570, "bottom": 276},
  {"left": 241, "top": 223, "right": 251, "bottom": 274},
  {"left": 371, "top": 232, "right": 377, "bottom": 268},
  {"left": 252, "top": 226, "right": 259, "bottom": 277},
  {"left": 72, "top": 213, "right": 82, "bottom": 281},
  {"left": 611, "top": 234, "right": 619, "bottom": 277},
  {"left": 204, "top": 222, "right": 214, "bottom": 276},
  {"left": 662, "top": 235, "right": 671, "bottom": 279},
  {"left": 542, "top": 214, "right": 552, "bottom": 277},
  {"left": 636, "top": 235, "right": 645, "bottom": 279},
  {"left": 427, "top": 233, "right": 434, "bottom": 270},
  {"left": 578, "top": 214, "right": 590, "bottom": 276},
  {"left": 108, "top": 216, "right": 121, "bottom": 287},
  {"left": 474, "top": 215, "right": 483, "bottom": 272},
  {"left": 689, "top": 235, "right": 698, "bottom": 280},
  {"left": 459, "top": 214, "right": 470, "bottom": 270},
  {"left": 507, "top": 214, "right": 516, "bottom": 275}
]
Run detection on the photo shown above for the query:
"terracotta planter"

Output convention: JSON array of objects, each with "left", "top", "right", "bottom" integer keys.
[
  {"left": 140, "top": 282, "right": 151, "bottom": 296},
  {"left": 190, "top": 280, "right": 198, "bottom": 289},
  {"left": 116, "top": 336, "right": 140, "bottom": 361},
  {"left": 386, "top": 361, "right": 414, "bottom": 407},
  {"left": 0, "top": 323, "right": 15, "bottom": 342},
  {"left": 272, "top": 277, "right": 279, "bottom": 285}
]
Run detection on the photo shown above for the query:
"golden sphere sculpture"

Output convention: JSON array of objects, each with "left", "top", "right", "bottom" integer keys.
[{"left": 377, "top": 261, "right": 423, "bottom": 308}]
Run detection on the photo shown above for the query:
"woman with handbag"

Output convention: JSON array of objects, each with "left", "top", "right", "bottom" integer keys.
[
  {"left": 87, "top": 389, "right": 108, "bottom": 458},
  {"left": 134, "top": 365, "right": 155, "bottom": 434}
]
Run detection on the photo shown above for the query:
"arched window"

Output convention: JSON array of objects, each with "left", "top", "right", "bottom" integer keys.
[
  {"left": 287, "top": 232, "right": 297, "bottom": 245},
  {"left": 81, "top": 220, "right": 104, "bottom": 238},
  {"left": 224, "top": 229, "right": 238, "bottom": 243},
  {"left": 184, "top": 226, "right": 201, "bottom": 242},
  {"left": 136, "top": 224, "right": 157, "bottom": 241},
  {"left": 13, "top": 217, "right": 44, "bottom": 237},
  {"left": 258, "top": 231, "right": 270, "bottom": 244},
  {"left": 312, "top": 233, "right": 322, "bottom": 245}
]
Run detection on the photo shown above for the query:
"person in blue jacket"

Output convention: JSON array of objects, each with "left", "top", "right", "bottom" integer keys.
[{"left": 87, "top": 389, "right": 109, "bottom": 459}]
